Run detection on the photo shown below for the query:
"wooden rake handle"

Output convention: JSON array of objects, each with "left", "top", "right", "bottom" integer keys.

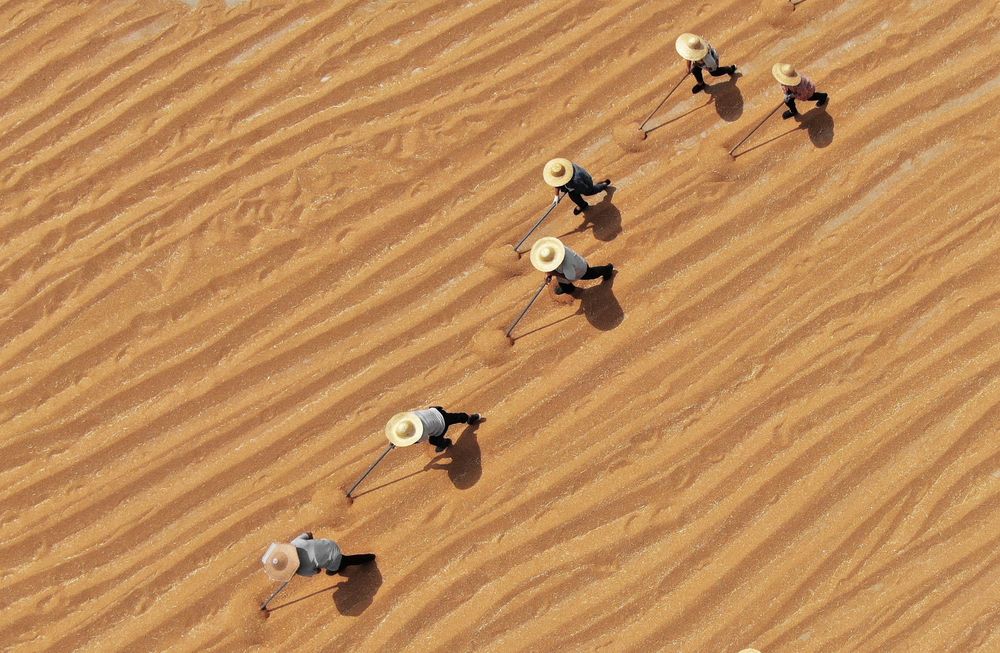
[{"left": 728, "top": 101, "right": 785, "bottom": 156}]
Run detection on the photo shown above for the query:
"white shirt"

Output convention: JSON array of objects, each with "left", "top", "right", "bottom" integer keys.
[
  {"left": 291, "top": 533, "right": 342, "bottom": 575},
  {"left": 697, "top": 45, "right": 719, "bottom": 72},
  {"left": 554, "top": 246, "right": 588, "bottom": 282},
  {"left": 413, "top": 408, "right": 446, "bottom": 441}
]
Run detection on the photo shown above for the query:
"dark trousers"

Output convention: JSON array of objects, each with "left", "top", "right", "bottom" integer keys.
[
  {"left": 784, "top": 91, "right": 828, "bottom": 115},
  {"left": 557, "top": 264, "right": 613, "bottom": 292},
  {"left": 428, "top": 407, "right": 471, "bottom": 447},
  {"left": 693, "top": 64, "right": 736, "bottom": 85},
  {"left": 564, "top": 181, "right": 610, "bottom": 211},
  {"left": 334, "top": 553, "right": 375, "bottom": 572}
]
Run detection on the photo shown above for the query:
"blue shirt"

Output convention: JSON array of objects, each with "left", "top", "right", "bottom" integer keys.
[{"left": 559, "top": 163, "right": 594, "bottom": 193}]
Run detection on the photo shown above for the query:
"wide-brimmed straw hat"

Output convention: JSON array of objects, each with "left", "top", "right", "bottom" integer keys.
[
  {"left": 261, "top": 542, "right": 299, "bottom": 581},
  {"left": 772, "top": 63, "right": 801, "bottom": 86},
  {"left": 529, "top": 236, "right": 566, "bottom": 273},
  {"left": 385, "top": 411, "right": 423, "bottom": 447},
  {"left": 542, "top": 158, "right": 574, "bottom": 187},
  {"left": 675, "top": 33, "right": 708, "bottom": 61}
]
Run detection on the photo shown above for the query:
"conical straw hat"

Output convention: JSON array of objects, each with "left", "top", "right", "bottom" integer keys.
[
  {"left": 529, "top": 236, "right": 566, "bottom": 273},
  {"left": 772, "top": 63, "right": 801, "bottom": 86},
  {"left": 385, "top": 411, "right": 424, "bottom": 447},
  {"left": 675, "top": 33, "right": 708, "bottom": 61},
  {"left": 542, "top": 158, "right": 574, "bottom": 187},
  {"left": 261, "top": 542, "right": 299, "bottom": 581}
]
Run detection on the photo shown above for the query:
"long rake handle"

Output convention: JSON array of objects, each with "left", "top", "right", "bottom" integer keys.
[
  {"left": 514, "top": 194, "right": 564, "bottom": 253},
  {"left": 729, "top": 102, "right": 784, "bottom": 156},
  {"left": 505, "top": 279, "right": 549, "bottom": 338},
  {"left": 346, "top": 444, "right": 395, "bottom": 498},
  {"left": 260, "top": 579, "right": 291, "bottom": 611},
  {"left": 639, "top": 70, "right": 690, "bottom": 131}
]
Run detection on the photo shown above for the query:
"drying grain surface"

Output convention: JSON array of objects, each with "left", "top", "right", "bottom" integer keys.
[{"left": 1, "top": 0, "right": 999, "bottom": 651}]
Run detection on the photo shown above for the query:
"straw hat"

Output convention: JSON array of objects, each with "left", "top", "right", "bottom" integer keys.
[
  {"left": 772, "top": 63, "right": 801, "bottom": 86},
  {"left": 261, "top": 542, "right": 299, "bottom": 581},
  {"left": 529, "top": 236, "right": 566, "bottom": 273},
  {"left": 675, "top": 33, "right": 708, "bottom": 61},
  {"left": 542, "top": 158, "right": 574, "bottom": 187},
  {"left": 385, "top": 411, "right": 424, "bottom": 447}
]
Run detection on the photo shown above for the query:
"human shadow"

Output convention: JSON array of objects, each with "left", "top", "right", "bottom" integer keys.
[
  {"left": 734, "top": 106, "right": 834, "bottom": 157},
  {"left": 644, "top": 98, "right": 713, "bottom": 133},
  {"left": 558, "top": 187, "right": 622, "bottom": 242},
  {"left": 424, "top": 419, "right": 483, "bottom": 489},
  {"left": 333, "top": 560, "right": 382, "bottom": 616},
  {"left": 705, "top": 75, "right": 744, "bottom": 122},
  {"left": 799, "top": 107, "right": 835, "bottom": 147},
  {"left": 579, "top": 270, "right": 623, "bottom": 331},
  {"left": 350, "top": 466, "right": 425, "bottom": 498},
  {"left": 511, "top": 310, "right": 579, "bottom": 341},
  {"left": 267, "top": 583, "right": 339, "bottom": 613}
]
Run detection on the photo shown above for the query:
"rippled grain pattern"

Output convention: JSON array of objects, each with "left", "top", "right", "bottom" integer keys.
[{"left": 1, "top": 0, "right": 998, "bottom": 651}]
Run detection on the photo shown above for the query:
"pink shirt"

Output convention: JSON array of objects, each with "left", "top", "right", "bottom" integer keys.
[{"left": 782, "top": 75, "right": 816, "bottom": 100}]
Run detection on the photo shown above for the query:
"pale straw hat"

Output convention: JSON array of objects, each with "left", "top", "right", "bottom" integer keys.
[
  {"left": 385, "top": 411, "right": 424, "bottom": 447},
  {"left": 675, "top": 33, "right": 708, "bottom": 61},
  {"left": 542, "top": 158, "right": 574, "bottom": 187},
  {"left": 529, "top": 236, "right": 566, "bottom": 273},
  {"left": 261, "top": 542, "right": 299, "bottom": 581},
  {"left": 772, "top": 63, "right": 801, "bottom": 86}
]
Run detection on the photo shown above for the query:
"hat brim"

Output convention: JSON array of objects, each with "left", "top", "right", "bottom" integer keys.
[
  {"left": 675, "top": 34, "right": 708, "bottom": 61},
  {"left": 529, "top": 237, "right": 566, "bottom": 273},
  {"left": 385, "top": 412, "right": 423, "bottom": 447},
  {"left": 262, "top": 543, "right": 299, "bottom": 581},
  {"left": 542, "top": 158, "right": 574, "bottom": 187},
  {"left": 772, "top": 63, "right": 801, "bottom": 86}
]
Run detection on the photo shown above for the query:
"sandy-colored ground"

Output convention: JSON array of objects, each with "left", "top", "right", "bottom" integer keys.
[{"left": 1, "top": 0, "right": 999, "bottom": 651}]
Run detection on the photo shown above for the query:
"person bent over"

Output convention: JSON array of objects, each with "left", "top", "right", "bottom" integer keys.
[
  {"left": 772, "top": 63, "right": 829, "bottom": 119},
  {"left": 386, "top": 407, "right": 481, "bottom": 453},
  {"left": 530, "top": 236, "right": 613, "bottom": 296},
  {"left": 675, "top": 33, "right": 737, "bottom": 94},
  {"left": 262, "top": 533, "right": 375, "bottom": 581},
  {"left": 543, "top": 158, "right": 611, "bottom": 216}
]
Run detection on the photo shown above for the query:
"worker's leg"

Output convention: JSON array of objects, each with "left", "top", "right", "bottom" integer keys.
[
  {"left": 427, "top": 434, "right": 452, "bottom": 451},
  {"left": 581, "top": 264, "right": 614, "bottom": 281},
  {"left": 434, "top": 407, "right": 471, "bottom": 426},
  {"left": 710, "top": 65, "right": 736, "bottom": 77},
  {"left": 429, "top": 408, "right": 481, "bottom": 450},
  {"left": 809, "top": 91, "right": 829, "bottom": 107},
  {"left": 581, "top": 179, "right": 611, "bottom": 197},
  {"left": 692, "top": 65, "right": 705, "bottom": 85},
  {"left": 330, "top": 554, "right": 376, "bottom": 574},
  {"left": 554, "top": 280, "right": 577, "bottom": 295},
  {"left": 567, "top": 190, "right": 590, "bottom": 215},
  {"left": 782, "top": 94, "right": 799, "bottom": 119},
  {"left": 692, "top": 65, "right": 706, "bottom": 93}
]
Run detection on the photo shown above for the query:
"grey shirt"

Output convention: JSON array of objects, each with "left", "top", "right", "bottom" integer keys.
[{"left": 292, "top": 533, "right": 342, "bottom": 576}]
